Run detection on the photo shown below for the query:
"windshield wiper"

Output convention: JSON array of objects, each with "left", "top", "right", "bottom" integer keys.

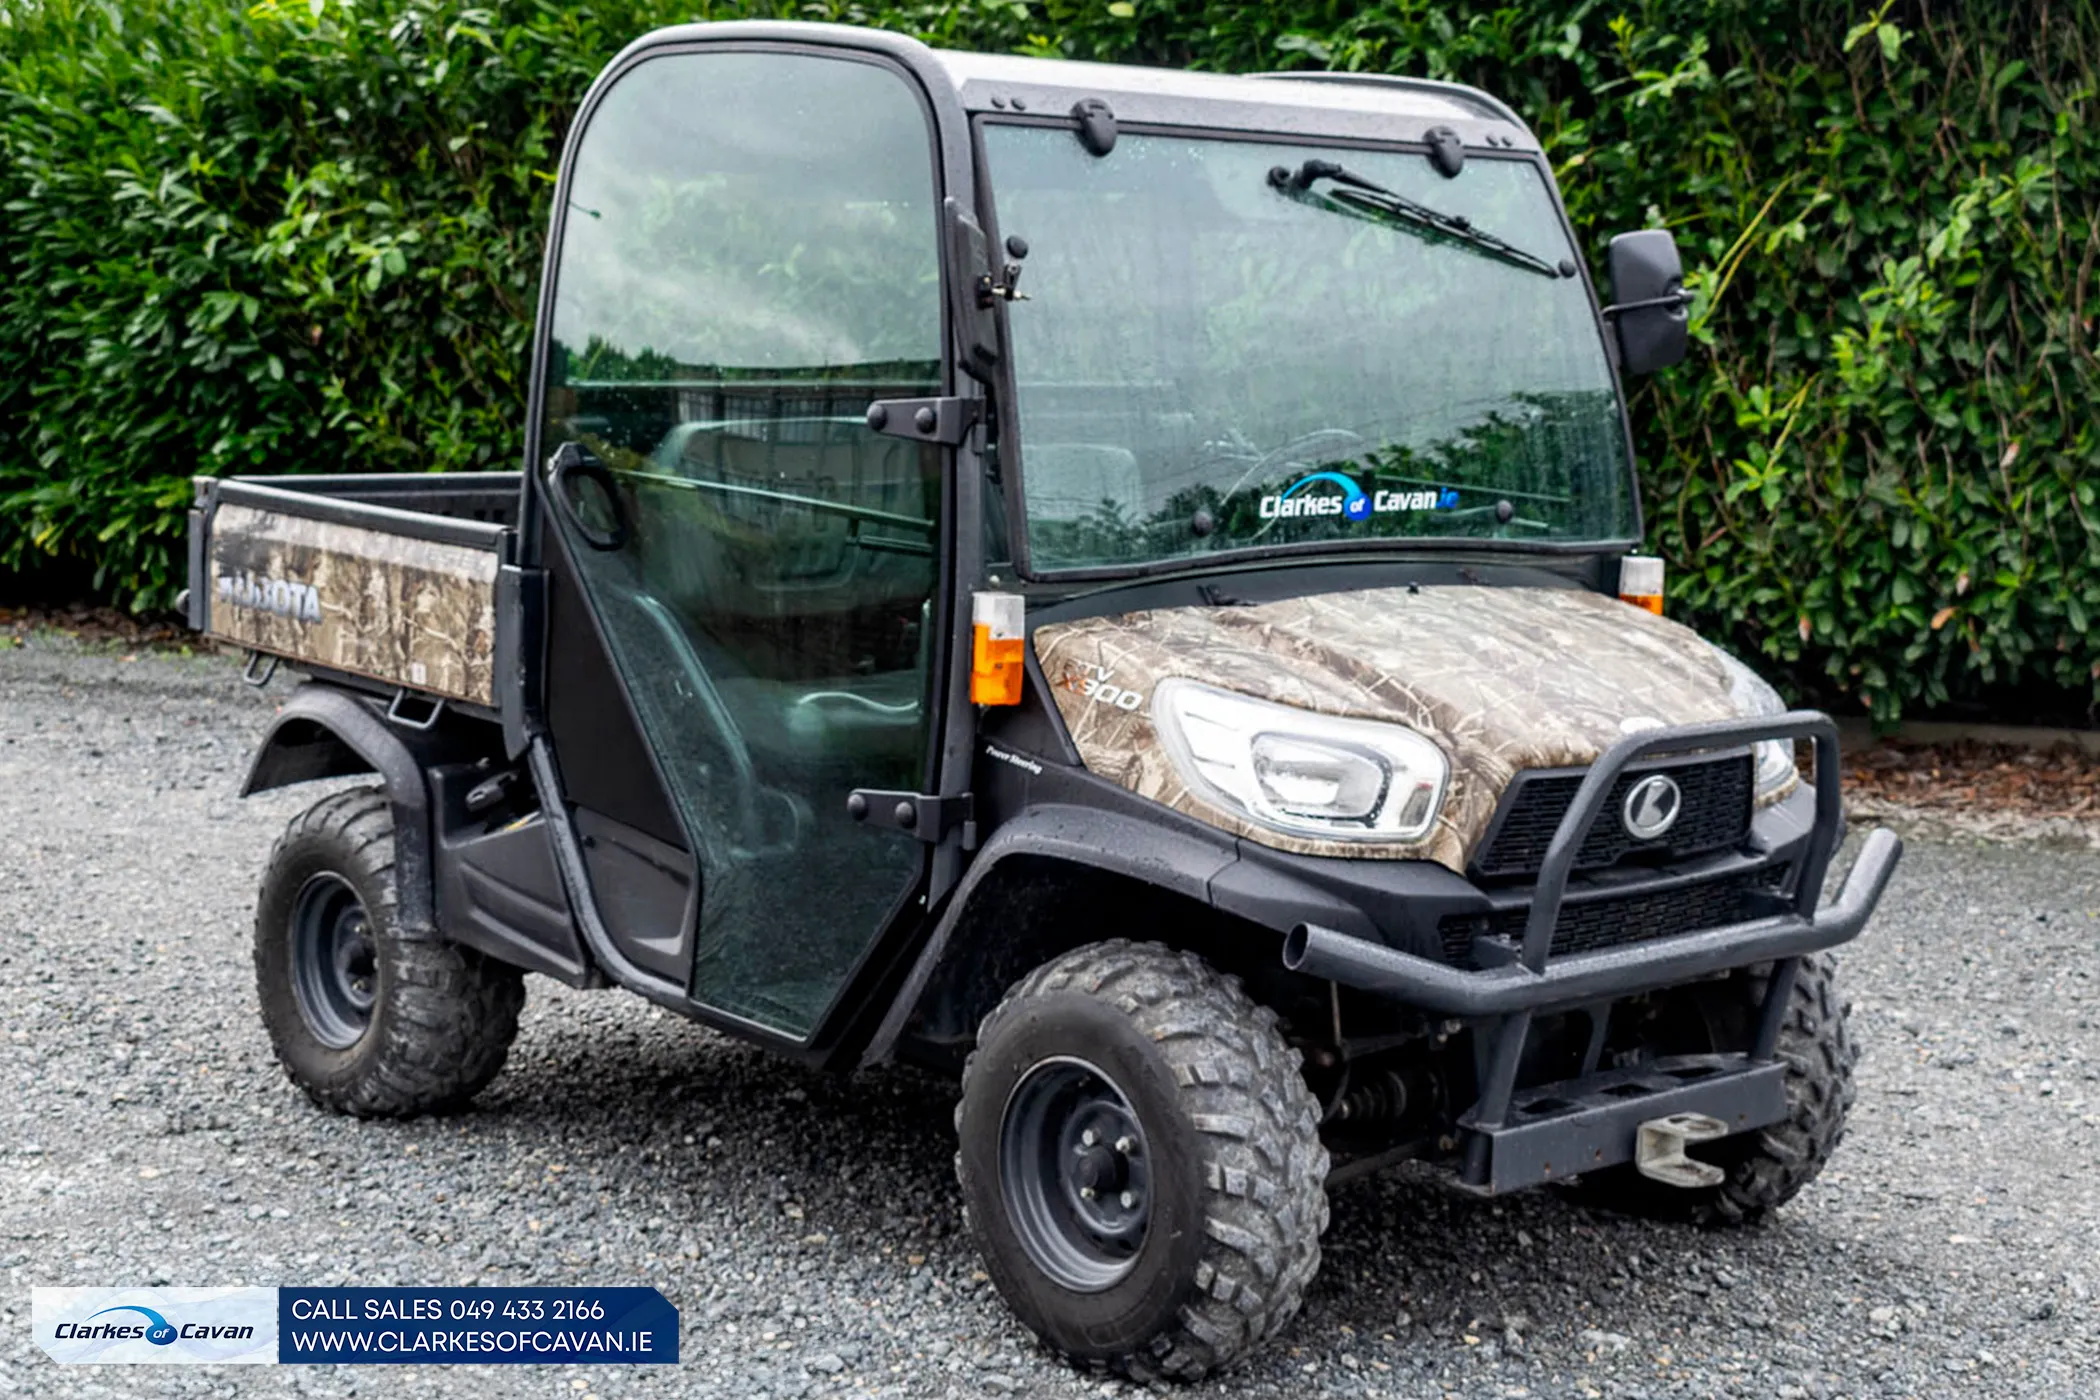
[{"left": 1269, "top": 159, "right": 1573, "bottom": 281}]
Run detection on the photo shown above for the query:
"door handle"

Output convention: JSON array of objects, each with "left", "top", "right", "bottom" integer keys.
[{"left": 546, "top": 442, "right": 629, "bottom": 551}]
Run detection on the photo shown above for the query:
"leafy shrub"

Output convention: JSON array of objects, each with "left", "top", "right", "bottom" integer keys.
[
  {"left": 0, "top": 0, "right": 669, "bottom": 604},
  {"left": 1, "top": 0, "right": 2093, "bottom": 721}
]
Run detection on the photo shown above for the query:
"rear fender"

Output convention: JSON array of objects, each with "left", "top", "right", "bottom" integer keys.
[{"left": 242, "top": 685, "right": 448, "bottom": 934}]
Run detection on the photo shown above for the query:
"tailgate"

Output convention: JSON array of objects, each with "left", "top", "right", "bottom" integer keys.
[{"left": 189, "top": 477, "right": 508, "bottom": 707}]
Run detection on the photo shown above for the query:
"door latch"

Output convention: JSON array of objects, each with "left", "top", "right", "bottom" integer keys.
[{"left": 847, "top": 789, "right": 973, "bottom": 843}]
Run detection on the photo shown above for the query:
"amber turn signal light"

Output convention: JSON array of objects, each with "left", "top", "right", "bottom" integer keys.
[
  {"left": 971, "top": 592, "right": 1025, "bottom": 705},
  {"left": 1618, "top": 555, "right": 1665, "bottom": 615}
]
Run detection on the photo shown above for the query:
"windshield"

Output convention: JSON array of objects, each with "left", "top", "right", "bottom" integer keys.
[{"left": 981, "top": 125, "right": 1639, "bottom": 574}]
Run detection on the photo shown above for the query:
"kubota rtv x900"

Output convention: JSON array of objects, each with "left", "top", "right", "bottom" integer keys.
[{"left": 185, "top": 22, "right": 1900, "bottom": 1380}]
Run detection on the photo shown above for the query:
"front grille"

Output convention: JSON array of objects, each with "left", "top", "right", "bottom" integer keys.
[
  {"left": 1472, "top": 753, "right": 1754, "bottom": 880},
  {"left": 1438, "top": 863, "right": 1792, "bottom": 967}
]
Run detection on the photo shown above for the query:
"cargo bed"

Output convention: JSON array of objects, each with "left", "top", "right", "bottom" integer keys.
[{"left": 187, "top": 474, "right": 522, "bottom": 709}]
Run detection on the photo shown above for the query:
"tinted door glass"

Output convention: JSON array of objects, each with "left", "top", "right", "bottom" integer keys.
[{"left": 542, "top": 50, "right": 942, "bottom": 1038}]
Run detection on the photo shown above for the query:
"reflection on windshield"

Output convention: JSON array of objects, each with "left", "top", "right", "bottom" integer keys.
[{"left": 983, "top": 127, "right": 1638, "bottom": 573}]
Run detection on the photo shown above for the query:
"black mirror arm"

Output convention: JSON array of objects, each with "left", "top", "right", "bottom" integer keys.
[{"left": 1600, "top": 288, "right": 1694, "bottom": 318}]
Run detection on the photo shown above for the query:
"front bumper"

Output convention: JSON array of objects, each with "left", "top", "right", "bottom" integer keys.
[
  {"left": 1278, "top": 711, "right": 1902, "bottom": 1194},
  {"left": 1282, "top": 711, "right": 1901, "bottom": 1015},
  {"left": 1284, "top": 825, "right": 1898, "bottom": 1016}
]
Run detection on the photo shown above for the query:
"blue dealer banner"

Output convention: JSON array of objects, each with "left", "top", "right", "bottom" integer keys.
[
  {"left": 35, "top": 1286, "right": 679, "bottom": 1366},
  {"left": 278, "top": 1287, "right": 679, "bottom": 1365}
]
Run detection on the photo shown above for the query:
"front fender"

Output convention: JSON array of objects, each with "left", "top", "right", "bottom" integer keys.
[
  {"left": 859, "top": 803, "right": 1370, "bottom": 1068},
  {"left": 859, "top": 805, "right": 1232, "bottom": 1067}
]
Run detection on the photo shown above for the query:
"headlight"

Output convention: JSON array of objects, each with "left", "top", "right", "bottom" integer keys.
[
  {"left": 1152, "top": 679, "right": 1449, "bottom": 841},
  {"left": 1710, "top": 647, "right": 1799, "bottom": 799}
]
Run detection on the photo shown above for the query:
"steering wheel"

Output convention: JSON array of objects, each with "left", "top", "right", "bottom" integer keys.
[
  {"left": 1204, "top": 427, "right": 1373, "bottom": 539},
  {"left": 1209, "top": 427, "right": 1373, "bottom": 513}
]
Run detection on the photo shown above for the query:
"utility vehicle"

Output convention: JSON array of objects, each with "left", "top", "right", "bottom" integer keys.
[{"left": 184, "top": 22, "right": 1901, "bottom": 1380}]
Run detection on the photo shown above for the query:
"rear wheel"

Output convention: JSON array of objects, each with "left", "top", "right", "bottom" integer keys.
[
  {"left": 955, "top": 941, "right": 1328, "bottom": 1382},
  {"left": 1574, "top": 954, "right": 1856, "bottom": 1225},
  {"left": 255, "top": 787, "right": 526, "bottom": 1117}
]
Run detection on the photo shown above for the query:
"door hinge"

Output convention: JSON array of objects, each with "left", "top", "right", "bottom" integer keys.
[
  {"left": 865, "top": 396, "right": 980, "bottom": 448},
  {"left": 847, "top": 789, "right": 974, "bottom": 843}
]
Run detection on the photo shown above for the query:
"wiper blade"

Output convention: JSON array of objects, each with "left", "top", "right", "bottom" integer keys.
[{"left": 1269, "top": 159, "right": 1573, "bottom": 281}]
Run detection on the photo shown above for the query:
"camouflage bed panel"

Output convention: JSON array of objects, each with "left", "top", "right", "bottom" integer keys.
[{"left": 204, "top": 503, "right": 501, "bottom": 706}]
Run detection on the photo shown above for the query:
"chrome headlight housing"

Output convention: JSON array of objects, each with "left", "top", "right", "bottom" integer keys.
[
  {"left": 1152, "top": 679, "right": 1449, "bottom": 842},
  {"left": 1710, "top": 646, "right": 1799, "bottom": 800}
]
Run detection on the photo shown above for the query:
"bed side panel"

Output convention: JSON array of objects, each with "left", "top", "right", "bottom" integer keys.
[{"left": 205, "top": 502, "right": 500, "bottom": 705}]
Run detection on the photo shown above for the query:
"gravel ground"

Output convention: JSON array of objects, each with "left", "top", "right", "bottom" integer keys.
[{"left": 2, "top": 638, "right": 2097, "bottom": 1400}]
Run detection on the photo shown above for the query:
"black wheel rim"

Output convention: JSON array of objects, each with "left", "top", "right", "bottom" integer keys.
[
  {"left": 290, "top": 873, "right": 377, "bottom": 1050},
  {"left": 998, "top": 1056, "right": 1152, "bottom": 1293}
]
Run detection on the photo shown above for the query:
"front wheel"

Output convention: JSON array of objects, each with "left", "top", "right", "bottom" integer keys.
[
  {"left": 955, "top": 941, "right": 1329, "bottom": 1383},
  {"left": 255, "top": 787, "right": 526, "bottom": 1117}
]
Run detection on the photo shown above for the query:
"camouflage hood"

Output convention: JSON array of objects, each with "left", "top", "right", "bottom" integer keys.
[{"left": 1033, "top": 584, "right": 1746, "bottom": 871}]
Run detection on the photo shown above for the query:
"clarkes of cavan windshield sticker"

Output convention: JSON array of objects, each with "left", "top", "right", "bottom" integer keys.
[
  {"left": 1034, "top": 585, "right": 1741, "bottom": 872},
  {"left": 204, "top": 503, "right": 499, "bottom": 706},
  {"left": 1257, "top": 471, "right": 1459, "bottom": 522}
]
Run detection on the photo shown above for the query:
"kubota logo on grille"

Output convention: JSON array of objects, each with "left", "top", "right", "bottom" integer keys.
[{"left": 1622, "top": 774, "right": 1683, "bottom": 840}]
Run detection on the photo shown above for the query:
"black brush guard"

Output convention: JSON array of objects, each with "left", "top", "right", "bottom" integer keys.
[{"left": 1281, "top": 712, "right": 1903, "bottom": 1193}]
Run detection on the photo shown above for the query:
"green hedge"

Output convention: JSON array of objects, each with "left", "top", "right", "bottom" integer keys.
[{"left": 2, "top": 0, "right": 2094, "bottom": 721}]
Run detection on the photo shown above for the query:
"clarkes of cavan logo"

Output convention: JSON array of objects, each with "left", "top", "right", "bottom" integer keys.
[
  {"left": 216, "top": 569, "right": 322, "bottom": 625},
  {"left": 52, "top": 1304, "right": 253, "bottom": 1346},
  {"left": 1257, "top": 471, "right": 1460, "bottom": 522},
  {"left": 36, "top": 1285, "right": 278, "bottom": 1365},
  {"left": 1622, "top": 773, "right": 1683, "bottom": 840}
]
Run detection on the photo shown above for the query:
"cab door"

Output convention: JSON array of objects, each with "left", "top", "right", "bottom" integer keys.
[{"left": 529, "top": 45, "right": 950, "bottom": 1041}]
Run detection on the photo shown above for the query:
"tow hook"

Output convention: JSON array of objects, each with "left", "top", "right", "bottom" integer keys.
[{"left": 1634, "top": 1112, "right": 1729, "bottom": 1188}]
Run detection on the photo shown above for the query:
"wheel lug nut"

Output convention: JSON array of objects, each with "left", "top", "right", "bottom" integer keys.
[
  {"left": 1119, "top": 1191, "right": 1136, "bottom": 1209},
  {"left": 1079, "top": 1186, "right": 1095, "bottom": 1200},
  {"left": 1081, "top": 1129, "right": 1097, "bottom": 1147},
  {"left": 1114, "top": 1136, "right": 1133, "bottom": 1154}
]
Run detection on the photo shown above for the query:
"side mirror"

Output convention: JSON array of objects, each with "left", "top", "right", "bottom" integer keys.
[
  {"left": 944, "top": 198, "right": 1002, "bottom": 384},
  {"left": 1603, "top": 229, "right": 1690, "bottom": 375}
]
